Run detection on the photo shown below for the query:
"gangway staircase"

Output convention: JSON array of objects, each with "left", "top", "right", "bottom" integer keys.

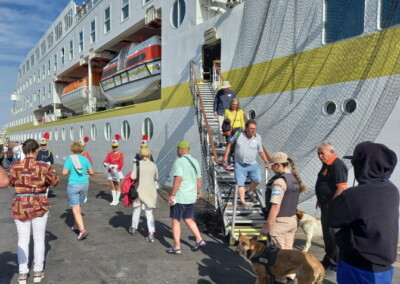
[{"left": 189, "top": 61, "right": 267, "bottom": 245}]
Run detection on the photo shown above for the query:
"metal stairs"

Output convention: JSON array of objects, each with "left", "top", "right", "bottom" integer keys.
[{"left": 194, "top": 82, "right": 266, "bottom": 245}]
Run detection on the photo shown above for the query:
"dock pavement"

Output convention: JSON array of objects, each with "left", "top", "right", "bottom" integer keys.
[{"left": 0, "top": 164, "right": 399, "bottom": 283}]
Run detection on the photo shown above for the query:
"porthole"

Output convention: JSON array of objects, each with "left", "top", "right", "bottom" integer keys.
[
  {"left": 104, "top": 123, "right": 111, "bottom": 141},
  {"left": 248, "top": 110, "right": 256, "bottom": 120},
  {"left": 342, "top": 98, "right": 357, "bottom": 114},
  {"left": 91, "top": 124, "right": 97, "bottom": 141},
  {"left": 34, "top": 133, "right": 37, "bottom": 141},
  {"left": 70, "top": 127, "right": 74, "bottom": 141},
  {"left": 323, "top": 101, "right": 337, "bottom": 115},
  {"left": 171, "top": 0, "right": 186, "bottom": 28},
  {"left": 55, "top": 129, "right": 59, "bottom": 141},
  {"left": 121, "top": 120, "right": 130, "bottom": 141},
  {"left": 48, "top": 130, "right": 52, "bottom": 141},
  {"left": 62, "top": 128, "right": 66, "bottom": 141},
  {"left": 79, "top": 126, "right": 84, "bottom": 140},
  {"left": 143, "top": 118, "right": 154, "bottom": 140}
]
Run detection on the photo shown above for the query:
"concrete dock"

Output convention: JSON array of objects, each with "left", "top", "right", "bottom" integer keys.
[{"left": 0, "top": 164, "right": 398, "bottom": 283}]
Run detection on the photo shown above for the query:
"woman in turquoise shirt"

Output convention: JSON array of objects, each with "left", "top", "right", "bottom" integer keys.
[{"left": 62, "top": 142, "right": 94, "bottom": 240}]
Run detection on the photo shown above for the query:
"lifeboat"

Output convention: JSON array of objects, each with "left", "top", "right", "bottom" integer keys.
[
  {"left": 99, "top": 35, "right": 161, "bottom": 105},
  {"left": 61, "top": 73, "right": 107, "bottom": 113}
]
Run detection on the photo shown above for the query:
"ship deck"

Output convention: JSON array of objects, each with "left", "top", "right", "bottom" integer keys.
[{"left": 0, "top": 164, "right": 398, "bottom": 283}]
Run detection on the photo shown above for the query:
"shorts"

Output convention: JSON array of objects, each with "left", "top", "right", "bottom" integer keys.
[
  {"left": 234, "top": 162, "right": 261, "bottom": 186},
  {"left": 107, "top": 171, "right": 124, "bottom": 181},
  {"left": 67, "top": 183, "right": 89, "bottom": 206},
  {"left": 169, "top": 203, "right": 195, "bottom": 221}
]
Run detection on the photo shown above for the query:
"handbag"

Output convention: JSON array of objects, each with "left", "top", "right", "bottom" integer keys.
[
  {"left": 222, "top": 119, "right": 232, "bottom": 136},
  {"left": 129, "top": 161, "right": 140, "bottom": 199}
]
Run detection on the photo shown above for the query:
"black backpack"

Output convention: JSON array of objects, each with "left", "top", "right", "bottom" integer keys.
[{"left": 7, "top": 148, "right": 13, "bottom": 159}]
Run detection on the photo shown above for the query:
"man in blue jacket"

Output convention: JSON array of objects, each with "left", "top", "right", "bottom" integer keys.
[
  {"left": 328, "top": 141, "right": 399, "bottom": 284},
  {"left": 213, "top": 81, "right": 235, "bottom": 148}
]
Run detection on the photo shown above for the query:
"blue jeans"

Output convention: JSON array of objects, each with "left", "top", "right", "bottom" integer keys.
[{"left": 67, "top": 183, "right": 89, "bottom": 206}]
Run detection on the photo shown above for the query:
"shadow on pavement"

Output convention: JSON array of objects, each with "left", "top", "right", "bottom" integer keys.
[{"left": 0, "top": 251, "right": 18, "bottom": 283}]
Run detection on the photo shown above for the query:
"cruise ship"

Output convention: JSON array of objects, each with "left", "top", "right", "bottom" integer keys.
[{"left": 5, "top": 0, "right": 400, "bottom": 210}]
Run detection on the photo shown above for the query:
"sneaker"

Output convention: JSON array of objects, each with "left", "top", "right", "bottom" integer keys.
[
  {"left": 237, "top": 201, "right": 246, "bottom": 210},
  {"left": 77, "top": 229, "right": 88, "bottom": 240},
  {"left": 129, "top": 227, "right": 137, "bottom": 236},
  {"left": 218, "top": 143, "right": 223, "bottom": 148},
  {"left": 225, "top": 165, "right": 231, "bottom": 171},
  {"left": 18, "top": 273, "right": 28, "bottom": 284},
  {"left": 146, "top": 235, "right": 155, "bottom": 243},
  {"left": 33, "top": 271, "right": 44, "bottom": 283}
]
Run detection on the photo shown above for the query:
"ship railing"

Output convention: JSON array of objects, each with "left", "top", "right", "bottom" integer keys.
[
  {"left": 212, "top": 60, "right": 223, "bottom": 91},
  {"left": 75, "top": 0, "right": 100, "bottom": 22}
]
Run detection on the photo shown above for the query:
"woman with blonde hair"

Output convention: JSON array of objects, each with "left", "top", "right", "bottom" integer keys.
[
  {"left": 129, "top": 147, "right": 158, "bottom": 242},
  {"left": 62, "top": 141, "right": 94, "bottom": 240},
  {"left": 224, "top": 98, "right": 247, "bottom": 170},
  {"left": 260, "top": 152, "right": 307, "bottom": 284}
]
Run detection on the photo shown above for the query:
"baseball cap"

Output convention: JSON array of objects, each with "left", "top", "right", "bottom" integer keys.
[
  {"left": 176, "top": 141, "right": 190, "bottom": 150},
  {"left": 266, "top": 152, "right": 288, "bottom": 167}
]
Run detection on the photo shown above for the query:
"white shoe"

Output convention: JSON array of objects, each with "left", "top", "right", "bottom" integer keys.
[{"left": 112, "top": 191, "right": 121, "bottom": 205}]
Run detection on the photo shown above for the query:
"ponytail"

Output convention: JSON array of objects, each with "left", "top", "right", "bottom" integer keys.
[{"left": 287, "top": 157, "right": 307, "bottom": 193}]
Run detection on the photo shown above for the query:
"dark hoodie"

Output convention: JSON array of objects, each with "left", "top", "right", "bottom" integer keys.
[{"left": 327, "top": 141, "right": 399, "bottom": 272}]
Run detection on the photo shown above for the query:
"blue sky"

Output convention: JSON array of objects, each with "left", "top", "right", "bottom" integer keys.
[{"left": 0, "top": 0, "right": 71, "bottom": 129}]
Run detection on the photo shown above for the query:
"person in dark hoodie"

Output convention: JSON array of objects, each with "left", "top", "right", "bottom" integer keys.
[{"left": 327, "top": 141, "right": 399, "bottom": 284}]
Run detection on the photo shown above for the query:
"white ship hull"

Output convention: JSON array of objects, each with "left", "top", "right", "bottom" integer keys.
[{"left": 6, "top": 0, "right": 400, "bottom": 205}]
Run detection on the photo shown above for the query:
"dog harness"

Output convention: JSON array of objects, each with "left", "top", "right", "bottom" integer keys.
[{"left": 250, "top": 246, "right": 281, "bottom": 277}]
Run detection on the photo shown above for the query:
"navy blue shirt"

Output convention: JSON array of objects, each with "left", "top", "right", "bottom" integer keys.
[{"left": 213, "top": 89, "right": 236, "bottom": 116}]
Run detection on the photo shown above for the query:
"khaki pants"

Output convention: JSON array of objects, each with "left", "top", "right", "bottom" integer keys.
[
  {"left": 217, "top": 115, "right": 224, "bottom": 144},
  {"left": 270, "top": 215, "right": 298, "bottom": 282}
]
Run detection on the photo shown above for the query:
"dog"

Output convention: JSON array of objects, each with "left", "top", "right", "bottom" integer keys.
[
  {"left": 296, "top": 210, "right": 323, "bottom": 252},
  {"left": 237, "top": 233, "right": 325, "bottom": 284}
]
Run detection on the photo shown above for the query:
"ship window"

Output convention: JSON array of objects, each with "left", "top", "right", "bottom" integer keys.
[
  {"left": 91, "top": 124, "right": 97, "bottom": 141},
  {"left": 64, "top": 9, "right": 73, "bottom": 32},
  {"left": 105, "top": 123, "right": 112, "bottom": 141},
  {"left": 47, "top": 32, "right": 54, "bottom": 49},
  {"left": 171, "top": 0, "right": 186, "bottom": 28},
  {"left": 70, "top": 127, "right": 75, "bottom": 141},
  {"left": 62, "top": 128, "right": 66, "bottom": 141},
  {"left": 54, "top": 54, "right": 58, "bottom": 71},
  {"left": 248, "top": 110, "right": 256, "bottom": 120},
  {"left": 55, "top": 21, "right": 63, "bottom": 40},
  {"left": 61, "top": 48, "right": 65, "bottom": 65},
  {"left": 380, "top": 0, "right": 400, "bottom": 28},
  {"left": 55, "top": 129, "right": 59, "bottom": 141},
  {"left": 121, "top": 0, "right": 129, "bottom": 21},
  {"left": 323, "top": 101, "right": 337, "bottom": 115},
  {"left": 143, "top": 0, "right": 152, "bottom": 6},
  {"left": 126, "top": 53, "right": 146, "bottom": 68},
  {"left": 142, "top": 118, "right": 153, "bottom": 140},
  {"left": 324, "top": 0, "right": 364, "bottom": 43},
  {"left": 79, "top": 31, "right": 84, "bottom": 53},
  {"left": 104, "top": 7, "right": 111, "bottom": 33},
  {"left": 342, "top": 98, "right": 357, "bottom": 114},
  {"left": 91, "top": 20, "right": 96, "bottom": 44},
  {"left": 80, "top": 126, "right": 84, "bottom": 140},
  {"left": 121, "top": 120, "right": 130, "bottom": 141},
  {"left": 41, "top": 40, "right": 47, "bottom": 57},
  {"left": 69, "top": 40, "right": 74, "bottom": 60}
]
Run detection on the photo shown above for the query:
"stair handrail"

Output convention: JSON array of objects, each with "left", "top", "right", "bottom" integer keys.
[
  {"left": 190, "top": 60, "right": 219, "bottom": 163},
  {"left": 212, "top": 60, "right": 224, "bottom": 91}
]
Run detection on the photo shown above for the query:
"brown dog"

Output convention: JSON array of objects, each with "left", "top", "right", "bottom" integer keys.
[{"left": 237, "top": 234, "right": 325, "bottom": 284}]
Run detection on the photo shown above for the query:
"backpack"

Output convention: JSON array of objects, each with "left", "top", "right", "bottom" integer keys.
[{"left": 6, "top": 148, "right": 13, "bottom": 159}]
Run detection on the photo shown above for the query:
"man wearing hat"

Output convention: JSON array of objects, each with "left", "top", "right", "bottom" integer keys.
[
  {"left": 328, "top": 141, "right": 399, "bottom": 283},
  {"left": 37, "top": 139, "right": 54, "bottom": 165},
  {"left": 213, "top": 81, "right": 236, "bottom": 148},
  {"left": 166, "top": 141, "right": 206, "bottom": 254},
  {"left": 104, "top": 137, "right": 124, "bottom": 205}
]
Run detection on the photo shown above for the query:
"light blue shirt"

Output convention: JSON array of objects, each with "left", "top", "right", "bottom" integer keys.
[
  {"left": 173, "top": 154, "right": 201, "bottom": 204},
  {"left": 230, "top": 131, "right": 263, "bottom": 164},
  {"left": 63, "top": 155, "right": 92, "bottom": 184}
]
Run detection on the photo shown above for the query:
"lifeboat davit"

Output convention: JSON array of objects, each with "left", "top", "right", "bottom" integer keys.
[{"left": 99, "top": 35, "right": 161, "bottom": 105}]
